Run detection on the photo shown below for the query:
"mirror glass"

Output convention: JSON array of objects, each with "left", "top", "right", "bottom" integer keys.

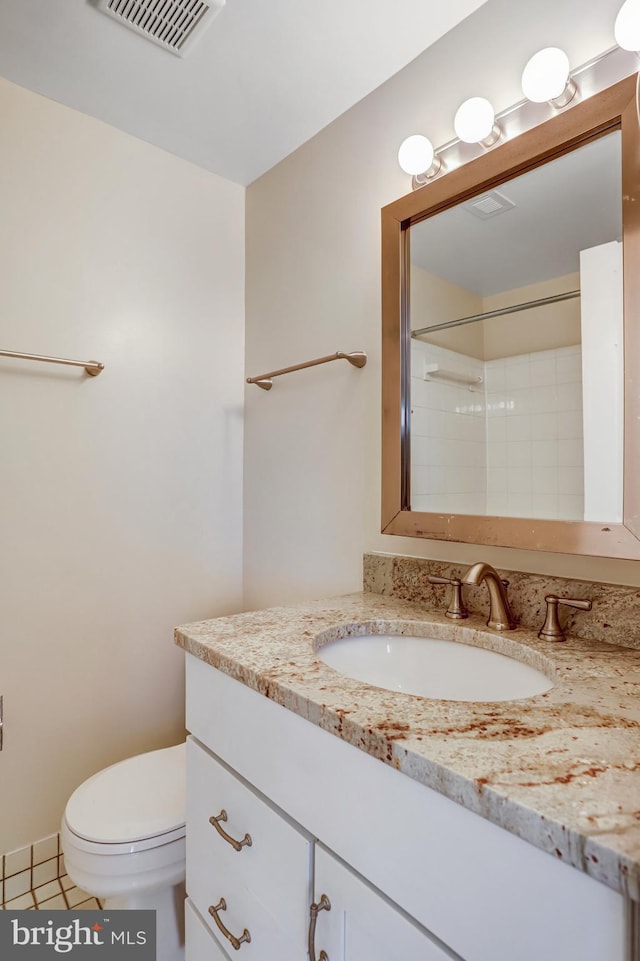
[{"left": 408, "top": 131, "right": 622, "bottom": 524}]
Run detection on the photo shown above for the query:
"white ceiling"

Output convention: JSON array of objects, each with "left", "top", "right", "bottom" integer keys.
[
  {"left": 0, "top": 0, "right": 487, "bottom": 185},
  {"left": 410, "top": 131, "right": 622, "bottom": 297}
]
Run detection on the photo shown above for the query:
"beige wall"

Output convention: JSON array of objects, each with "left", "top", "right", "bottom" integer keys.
[
  {"left": 0, "top": 79, "right": 245, "bottom": 852},
  {"left": 411, "top": 266, "right": 484, "bottom": 357},
  {"left": 244, "top": 0, "right": 640, "bottom": 612},
  {"left": 482, "top": 274, "right": 581, "bottom": 359},
  {"left": 411, "top": 270, "right": 580, "bottom": 359}
]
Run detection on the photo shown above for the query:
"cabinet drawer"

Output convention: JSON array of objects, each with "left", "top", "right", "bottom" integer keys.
[
  {"left": 185, "top": 899, "right": 231, "bottom": 961},
  {"left": 186, "top": 736, "right": 311, "bottom": 958}
]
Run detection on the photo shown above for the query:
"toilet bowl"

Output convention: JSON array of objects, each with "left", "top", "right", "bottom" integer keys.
[{"left": 61, "top": 743, "right": 186, "bottom": 961}]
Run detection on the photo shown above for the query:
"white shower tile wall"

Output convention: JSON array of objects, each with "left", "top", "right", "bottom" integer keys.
[
  {"left": 411, "top": 341, "right": 486, "bottom": 515},
  {"left": 410, "top": 341, "right": 583, "bottom": 519},
  {"left": 1, "top": 834, "right": 101, "bottom": 910},
  {"left": 485, "top": 345, "right": 583, "bottom": 519}
]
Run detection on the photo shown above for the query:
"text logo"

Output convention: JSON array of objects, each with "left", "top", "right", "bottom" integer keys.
[{"left": 0, "top": 911, "right": 156, "bottom": 959}]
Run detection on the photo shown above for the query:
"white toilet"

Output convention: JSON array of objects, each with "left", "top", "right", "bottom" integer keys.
[{"left": 61, "top": 742, "right": 186, "bottom": 961}]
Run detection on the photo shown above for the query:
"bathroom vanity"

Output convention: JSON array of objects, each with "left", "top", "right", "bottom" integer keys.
[
  {"left": 175, "top": 63, "right": 640, "bottom": 961},
  {"left": 176, "top": 589, "right": 640, "bottom": 961}
]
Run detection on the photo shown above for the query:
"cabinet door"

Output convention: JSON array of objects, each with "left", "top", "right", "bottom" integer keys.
[{"left": 311, "top": 846, "right": 455, "bottom": 961}]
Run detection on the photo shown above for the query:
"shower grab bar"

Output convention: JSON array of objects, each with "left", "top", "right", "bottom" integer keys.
[
  {"left": 247, "top": 350, "right": 367, "bottom": 391},
  {"left": 0, "top": 348, "right": 104, "bottom": 377}
]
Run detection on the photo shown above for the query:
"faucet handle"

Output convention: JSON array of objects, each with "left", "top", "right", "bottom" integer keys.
[
  {"left": 538, "top": 594, "right": 592, "bottom": 642},
  {"left": 427, "top": 575, "right": 468, "bottom": 620}
]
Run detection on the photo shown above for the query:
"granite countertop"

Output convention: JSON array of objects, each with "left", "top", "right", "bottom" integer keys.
[{"left": 175, "top": 591, "right": 640, "bottom": 900}]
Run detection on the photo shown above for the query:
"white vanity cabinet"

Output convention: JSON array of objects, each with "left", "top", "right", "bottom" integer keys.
[
  {"left": 311, "top": 845, "right": 454, "bottom": 961},
  {"left": 186, "top": 734, "right": 447, "bottom": 961},
  {"left": 185, "top": 652, "right": 629, "bottom": 961}
]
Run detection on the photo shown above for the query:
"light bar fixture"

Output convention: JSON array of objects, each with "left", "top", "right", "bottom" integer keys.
[
  {"left": 453, "top": 97, "right": 501, "bottom": 147},
  {"left": 521, "top": 47, "right": 577, "bottom": 107},
  {"left": 615, "top": 0, "right": 640, "bottom": 51},
  {"left": 397, "top": 135, "right": 442, "bottom": 182},
  {"left": 397, "top": 1, "right": 639, "bottom": 189}
]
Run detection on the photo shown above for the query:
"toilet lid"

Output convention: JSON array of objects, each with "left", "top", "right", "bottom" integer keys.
[{"left": 65, "top": 743, "right": 185, "bottom": 845}]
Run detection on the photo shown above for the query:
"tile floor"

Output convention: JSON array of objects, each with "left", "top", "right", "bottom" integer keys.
[
  {"left": 2, "top": 873, "right": 103, "bottom": 911},
  {"left": 1, "top": 832, "right": 102, "bottom": 911}
]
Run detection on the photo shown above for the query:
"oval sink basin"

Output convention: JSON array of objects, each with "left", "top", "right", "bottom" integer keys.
[{"left": 316, "top": 629, "right": 553, "bottom": 702}]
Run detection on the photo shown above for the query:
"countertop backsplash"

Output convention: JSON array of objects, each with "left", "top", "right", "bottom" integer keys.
[{"left": 364, "top": 552, "right": 640, "bottom": 651}]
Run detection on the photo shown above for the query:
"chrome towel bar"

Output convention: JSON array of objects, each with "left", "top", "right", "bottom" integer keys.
[
  {"left": 247, "top": 350, "right": 366, "bottom": 391},
  {"left": 0, "top": 348, "right": 104, "bottom": 377}
]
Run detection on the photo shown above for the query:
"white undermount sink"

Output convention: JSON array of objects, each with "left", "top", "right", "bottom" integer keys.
[{"left": 316, "top": 625, "right": 554, "bottom": 702}]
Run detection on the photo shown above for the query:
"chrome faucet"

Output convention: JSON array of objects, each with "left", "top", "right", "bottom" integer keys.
[{"left": 461, "top": 562, "right": 516, "bottom": 631}]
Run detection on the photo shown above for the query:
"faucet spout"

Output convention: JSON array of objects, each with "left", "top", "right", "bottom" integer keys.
[{"left": 462, "top": 562, "right": 516, "bottom": 631}]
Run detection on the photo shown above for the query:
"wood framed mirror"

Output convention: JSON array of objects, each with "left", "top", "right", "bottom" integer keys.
[{"left": 381, "top": 75, "right": 640, "bottom": 558}]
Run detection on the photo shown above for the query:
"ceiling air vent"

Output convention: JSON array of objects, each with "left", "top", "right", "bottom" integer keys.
[
  {"left": 463, "top": 190, "right": 516, "bottom": 220},
  {"left": 97, "top": 0, "right": 225, "bottom": 57}
]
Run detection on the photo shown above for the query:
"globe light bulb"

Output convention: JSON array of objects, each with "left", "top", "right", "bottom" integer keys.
[
  {"left": 615, "top": 0, "right": 640, "bottom": 51},
  {"left": 521, "top": 48, "right": 572, "bottom": 103},
  {"left": 397, "top": 135, "right": 436, "bottom": 176},
  {"left": 454, "top": 98, "right": 498, "bottom": 145}
]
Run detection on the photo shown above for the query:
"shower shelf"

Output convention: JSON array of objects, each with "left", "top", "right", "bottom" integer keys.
[{"left": 424, "top": 363, "right": 483, "bottom": 389}]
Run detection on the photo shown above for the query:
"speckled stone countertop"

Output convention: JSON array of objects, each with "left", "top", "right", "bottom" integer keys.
[{"left": 175, "top": 591, "right": 640, "bottom": 900}]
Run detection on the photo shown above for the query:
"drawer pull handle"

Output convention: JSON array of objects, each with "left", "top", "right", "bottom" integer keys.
[
  {"left": 308, "top": 894, "right": 331, "bottom": 961},
  {"left": 208, "top": 898, "right": 251, "bottom": 951},
  {"left": 209, "top": 810, "right": 253, "bottom": 852}
]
